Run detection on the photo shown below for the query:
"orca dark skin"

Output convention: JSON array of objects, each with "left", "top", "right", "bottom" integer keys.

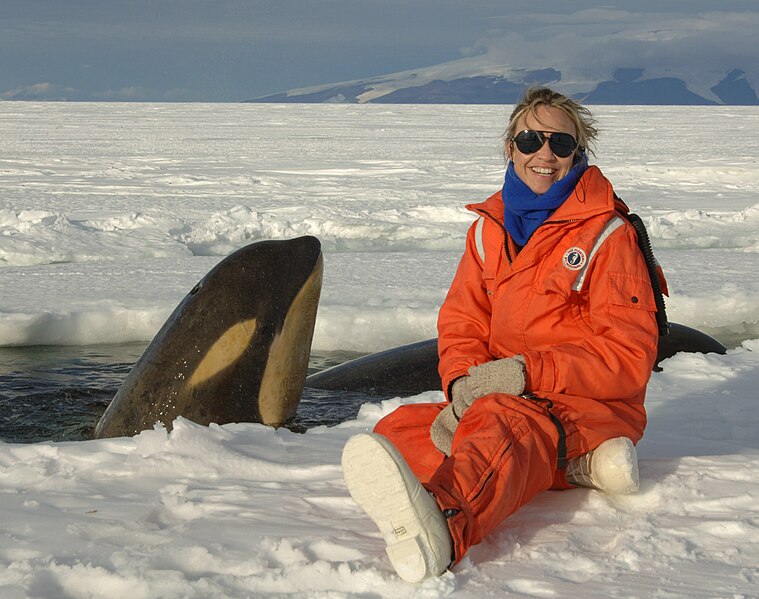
[
  {"left": 94, "top": 236, "right": 322, "bottom": 439},
  {"left": 304, "top": 323, "right": 727, "bottom": 395}
]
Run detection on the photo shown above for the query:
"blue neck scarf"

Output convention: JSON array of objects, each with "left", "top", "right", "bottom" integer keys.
[{"left": 502, "top": 153, "right": 589, "bottom": 246}]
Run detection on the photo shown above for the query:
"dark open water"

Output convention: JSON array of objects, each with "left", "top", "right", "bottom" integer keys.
[
  {"left": 0, "top": 344, "right": 383, "bottom": 444},
  {"left": 4, "top": 331, "right": 743, "bottom": 444}
]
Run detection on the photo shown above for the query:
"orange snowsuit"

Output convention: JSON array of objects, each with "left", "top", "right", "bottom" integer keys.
[{"left": 374, "top": 166, "right": 661, "bottom": 563}]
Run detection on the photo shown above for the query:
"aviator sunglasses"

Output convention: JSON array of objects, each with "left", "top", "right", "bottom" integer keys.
[{"left": 511, "top": 129, "right": 580, "bottom": 158}]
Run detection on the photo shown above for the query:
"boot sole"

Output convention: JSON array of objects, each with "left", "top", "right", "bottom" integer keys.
[{"left": 342, "top": 433, "right": 441, "bottom": 582}]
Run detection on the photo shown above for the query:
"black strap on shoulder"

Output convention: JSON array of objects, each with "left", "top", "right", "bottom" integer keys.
[{"left": 615, "top": 205, "right": 669, "bottom": 337}]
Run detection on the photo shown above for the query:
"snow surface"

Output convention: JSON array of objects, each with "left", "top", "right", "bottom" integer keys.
[{"left": 0, "top": 102, "right": 757, "bottom": 597}]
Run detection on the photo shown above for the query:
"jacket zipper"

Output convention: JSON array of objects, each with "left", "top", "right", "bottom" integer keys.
[
  {"left": 542, "top": 218, "right": 580, "bottom": 226},
  {"left": 478, "top": 210, "right": 513, "bottom": 264},
  {"left": 476, "top": 212, "right": 582, "bottom": 267}
]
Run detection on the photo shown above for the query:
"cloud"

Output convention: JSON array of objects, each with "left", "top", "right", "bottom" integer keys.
[
  {"left": 93, "top": 86, "right": 155, "bottom": 101},
  {"left": 0, "top": 82, "right": 204, "bottom": 103},
  {"left": 1, "top": 82, "right": 81, "bottom": 101},
  {"left": 2, "top": 2, "right": 758, "bottom": 101},
  {"left": 93, "top": 86, "right": 207, "bottom": 102},
  {"left": 470, "top": 9, "right": 759, "bottom": 96}
]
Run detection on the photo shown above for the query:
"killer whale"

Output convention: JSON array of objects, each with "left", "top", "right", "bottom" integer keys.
[
  {"left": 303, "top": 323, "right": 727, "bottom": 396},
  {"left": 94, "top": 236, "right": 323, "bottom": 439},
  {"left": 94, "top": 234, "right": 727, "bottom": 437}
]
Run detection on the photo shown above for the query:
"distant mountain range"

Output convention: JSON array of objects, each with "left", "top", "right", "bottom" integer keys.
[
  {"left": 246, "top": 8, "right": 759, "bottom": 107},
  {"left": 247, "top": 66, "right": 759, "bottom": 106}
]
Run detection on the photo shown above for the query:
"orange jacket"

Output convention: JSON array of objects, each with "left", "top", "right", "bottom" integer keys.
[{"left": 437, "top": 166, "right": 660, "bottom": 457}]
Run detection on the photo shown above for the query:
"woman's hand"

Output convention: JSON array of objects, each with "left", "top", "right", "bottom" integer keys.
[
  {"left": 430, "top": 357, "right": 527, "bottom": 456},
  {"left": 466, "top": 356, "right": 526, "bottom": 400}
]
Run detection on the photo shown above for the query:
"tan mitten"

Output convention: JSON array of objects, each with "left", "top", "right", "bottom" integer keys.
[
  {"left": 466, "top": 356, "right": 526, "bottom": 399},
  {"left": 430, "top": 377, "right": 474, "bottom": 455}
]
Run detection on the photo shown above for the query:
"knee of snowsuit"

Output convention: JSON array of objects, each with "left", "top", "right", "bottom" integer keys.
[{"left": 373, "top": 393, "right": 570, "bottom": 564}]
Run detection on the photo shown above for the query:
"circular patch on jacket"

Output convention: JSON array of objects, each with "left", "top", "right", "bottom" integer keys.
[{"left": 562, "top": 247, "right": 587, "bottom": 271}]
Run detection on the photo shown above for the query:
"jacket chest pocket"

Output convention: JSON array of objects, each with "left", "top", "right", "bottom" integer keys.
[
  {"left": 480, "top": 234, "right": 503, "bottom": 299},
  {"left": 608, "top": 271, "right": 656, "bottom": 312},
  {"left": 482, "top": 265, "right": 497, "bottom": 298}
]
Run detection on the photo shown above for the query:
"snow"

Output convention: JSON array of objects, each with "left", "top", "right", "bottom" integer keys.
[{"left": 0, "top": 102, "right": 757, "bottom": 597}]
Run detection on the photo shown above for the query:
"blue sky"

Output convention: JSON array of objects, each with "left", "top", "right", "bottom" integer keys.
[{"left": 2, "top": 0, "right": 758, "bottom": 102}]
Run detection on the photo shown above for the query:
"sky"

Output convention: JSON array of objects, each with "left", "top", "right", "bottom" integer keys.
[{"left": 2, "top": 0, "right": 759, "bottom": 102}]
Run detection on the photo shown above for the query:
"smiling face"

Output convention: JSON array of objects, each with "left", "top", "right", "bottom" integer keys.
[{"left": 509, "top": 105, "right": 579, "bottom": 195}]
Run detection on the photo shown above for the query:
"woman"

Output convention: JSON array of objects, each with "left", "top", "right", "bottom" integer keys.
[{"left": 342, "top": 87, "right": 662, "bottom": 583}]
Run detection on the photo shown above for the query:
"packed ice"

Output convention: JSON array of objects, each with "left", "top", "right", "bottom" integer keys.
[{"left": 0, "top": 102, "right": 757, "bottom": 597}]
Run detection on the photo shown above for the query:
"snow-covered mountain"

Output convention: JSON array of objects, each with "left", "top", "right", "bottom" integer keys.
[
  {"left": 249, "top": 64, "right": 758, "bottom": 106},
  {"left": 248, "top": 9, "right": 759, "bottom": 105},
  {"left": 251, "top": 68, "right": 759, "bottom": 106}
]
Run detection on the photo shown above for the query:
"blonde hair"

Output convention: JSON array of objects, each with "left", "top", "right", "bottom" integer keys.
[{"left": 505, "top": 87, "right": 598, "bottom": 160}]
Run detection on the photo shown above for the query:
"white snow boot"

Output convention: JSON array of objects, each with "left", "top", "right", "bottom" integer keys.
[
  {"left": 341, "top": 433, "right": 453, "bottom": 582},
  {"left": 566, "top": 437, "right": 640, "bottom": 495}
]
